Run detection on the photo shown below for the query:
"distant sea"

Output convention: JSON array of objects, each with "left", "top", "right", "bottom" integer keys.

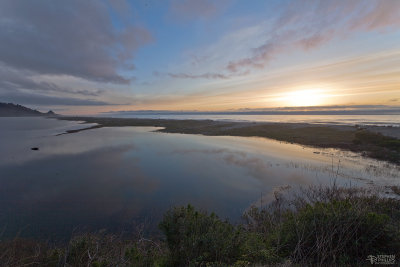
[{"left": 100, "top": 114, "right": 400, "bottom": 127}]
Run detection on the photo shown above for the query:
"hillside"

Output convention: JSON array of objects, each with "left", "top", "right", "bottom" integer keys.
[{"left": 0, "top": 102, "right": 56, "bottom": 117}]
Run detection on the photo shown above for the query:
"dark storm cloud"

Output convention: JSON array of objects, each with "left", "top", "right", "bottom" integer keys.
[{"left": 0, "top": 0, "right": 152, "bottom": 84}]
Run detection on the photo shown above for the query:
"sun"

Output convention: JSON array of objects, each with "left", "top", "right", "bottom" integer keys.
[{"left": 283, "top": 89, "right": 327, "bottom": 107}]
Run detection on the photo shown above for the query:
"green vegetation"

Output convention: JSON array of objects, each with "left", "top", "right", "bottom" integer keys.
[
  {"left": 1, "top": 184, "right": 400, "bottom": 266},
  {"left": 159, "top": 205, "right": 277, "bottom": 266},
  {"left": 354, "top": 130, "right": 400, "bottom": 163},
  {"left": 58, "top": 117, "right": 400, "bottom": 164}
]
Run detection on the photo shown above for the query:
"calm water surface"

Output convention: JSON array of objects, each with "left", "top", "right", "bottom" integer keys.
[{"left": 0, "top": 117, "right": 398, "bottom": 240}]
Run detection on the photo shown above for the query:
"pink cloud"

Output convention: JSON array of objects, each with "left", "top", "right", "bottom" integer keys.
[{"left": 226, "top": 0, "right": 400, "bottom": 74}]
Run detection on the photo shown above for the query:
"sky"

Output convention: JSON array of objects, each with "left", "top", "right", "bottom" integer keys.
[{"left": 0, "top": 0, "right": 399, "bottom": 115}]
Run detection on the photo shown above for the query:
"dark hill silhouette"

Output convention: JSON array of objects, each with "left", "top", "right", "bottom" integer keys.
[{"left": 0, "top": 102, "right": 58, "bottom": 117}]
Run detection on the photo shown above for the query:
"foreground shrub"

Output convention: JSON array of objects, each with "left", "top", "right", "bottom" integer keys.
[
  {"left": 245, "top": 185, "right": 400, "bottom": 266},
  {"left": 65, "top": 233, "right": 167, "bottom": 266},
  {"left": 0, "top": 239, "right": 61, "bottom": 266},
  {"left": 159, "top": 204, "right": 245, "bottom": 266},
  {"left": 159, "top": 204, "right": 280, "bottom": 266},
  {"left": 278, "top": 200, "right": 398, "bottom": 265}
]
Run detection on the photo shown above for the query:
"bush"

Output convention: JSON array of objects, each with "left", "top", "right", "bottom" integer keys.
[
  {"left": 65, "top": 233, "right": 167, "bottom": 267},
  {"left": 278, "top": 201, "right": 398, "bottom": 265},
  {"left": 159, "top": 205, "right": 282, "bottom": 266},
  {"left": 159, "top": 204, "right": 246, "bottom": 266},
  {"left": 244, "top": 185, "right": 400, "bottom": 266},
  {"left": 0, "top": 239, "right": 62, "bottom": 266}
]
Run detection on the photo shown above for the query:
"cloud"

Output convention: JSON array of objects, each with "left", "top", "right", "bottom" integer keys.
[
  {"left": 0, "top": 64, "right": 102, "bottom": 97},
  {"left": 226, "top": 0, "right": 400, "bottom": 73},
  {"left": 154, "top": 70, "right": 249, "bottom": 80},
  {"left": 0, "top": 91, "right": 122, "bottom": 106},
  {"left": 167, "top": 72, "right": 229, "bottom": 79},
  {"left": 227, "top": 41, "right": 285, "bottom": 72},
  {"left": 350, "top": 0, "right": 400, "bottom": 31},
  {"left": 0, "top": 0, "right": 152, "bottom": 84}
]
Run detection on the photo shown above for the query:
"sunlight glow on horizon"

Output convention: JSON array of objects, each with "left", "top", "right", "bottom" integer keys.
[{"left": 282, "top": 89, "right": 329, "bottom": 107}]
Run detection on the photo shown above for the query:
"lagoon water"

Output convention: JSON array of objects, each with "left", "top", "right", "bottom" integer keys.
[{"left": 0, "top": 117, "right": 399, "bottom": 240}]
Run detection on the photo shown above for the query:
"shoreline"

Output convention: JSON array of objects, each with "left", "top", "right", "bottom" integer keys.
[{"left": 57, "top": 116, "right": 400, "bottom": 164}]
